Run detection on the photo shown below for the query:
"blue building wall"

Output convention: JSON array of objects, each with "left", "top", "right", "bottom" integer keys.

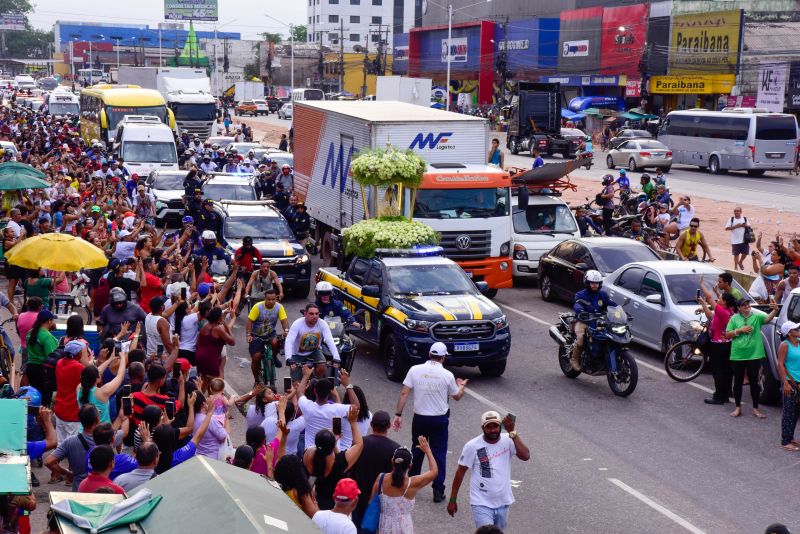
[{"left": 57, "top": 23, "right": 240, "bottom": 50}]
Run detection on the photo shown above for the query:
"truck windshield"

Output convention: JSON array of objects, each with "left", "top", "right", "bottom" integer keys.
[
  {"left": 513, "top": 204, "right": 577, "bottom": 234},
  {"left": 49, "top": 103, "right": 79, "bottom": 116},
  {"left": 122, "top": 141, "right": 177, "bottom": 164},
  {"left": 388, "top": 264, "right": 476, "bottom": 296},
  {"left": 173, "top": 103, "right": 216, "bottom": 121},
  {"left": 225, "top": 216, "right": 294, "bottom": 240},
  {"left": 413, "top": 188, "right": 509, "bottom": 219}
]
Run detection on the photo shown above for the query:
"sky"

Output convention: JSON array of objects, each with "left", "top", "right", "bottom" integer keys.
[{"left": 27, "top": 0, "right": 307, "bottom": 40}]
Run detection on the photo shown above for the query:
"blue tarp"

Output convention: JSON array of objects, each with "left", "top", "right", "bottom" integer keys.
[{"left": 561, "top": 108, "right": 586, "bottom": 121}]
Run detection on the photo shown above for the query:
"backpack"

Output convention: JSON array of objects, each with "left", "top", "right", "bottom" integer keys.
[{"left": 731, "top": 217, "right": 756, "bottom": 244}]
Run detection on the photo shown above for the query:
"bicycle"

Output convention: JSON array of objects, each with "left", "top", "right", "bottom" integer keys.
[
  {"left": 0, "top": 317, "right": 16, "bottom": 387},
  {"left": 664, "top": 318, "right": 709, "bottom": 382},
  {"left": 253, "top": 334, "right": 284, "bottom": 388}
]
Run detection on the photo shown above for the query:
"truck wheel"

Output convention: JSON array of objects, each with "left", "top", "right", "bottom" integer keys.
[
  {"left": 479, "top": 360, "right": 506, "bottom": 377},
  {"left": 484, "top": 288, "right": 498, "bottom": 299},
  {"left": 606, "top": 155, "right": 615, "bottom": 169},
  {"left": 320, "top": 232, "right": 335, "bottom": 267},
  {"left": 759, "top": 359, "right": 781, "bottom": 405},
  {"left": 382, "top": 332, "right": 408, "bottom": 382},
  {"left": 509, "top": 138, "right": 519, "bottom": 155}
]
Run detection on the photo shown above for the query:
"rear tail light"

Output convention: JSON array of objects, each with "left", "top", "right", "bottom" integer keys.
[
  {"left": 748, "top": 145, "right": 755, "bottom": 158},
  {"left": 538, "top": 140, "right": 548, "bottom": 147},
  {"left": 639, "top": 152, "right": 651, "bottom": 157},
  {"left": 666, "top": 151, "right": 673, "bottom": 157}
]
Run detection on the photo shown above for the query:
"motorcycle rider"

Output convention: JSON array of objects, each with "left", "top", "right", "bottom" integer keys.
[
  {"left": 640, "top": 173, "right": 655, "bottom": 201},
  {"left": 314, "top": 281, "right": 361, "bottom": 328},
  {"left": 193, "top": 230, "right": 230, "bottom": 273},
  {"left": 598, "top": 174, "right": 615, "bottom": 235},
  {"left": 571, "top": 270, "right": 617, "bottom": 371}
]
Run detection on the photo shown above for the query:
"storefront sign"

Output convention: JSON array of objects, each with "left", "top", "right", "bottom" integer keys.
[
  {"left": 498, "top": 39, "right": 529, "bottom": 51},
  {"left": 601, "top": 4, "right": 648, "bottom": 76},
  {"left": 0, "top": 14, "right": 25, "bottom": 31},
  {"left": 625, "top": 79, "right": 641, "bottom": 98},
  {"left": 756, "top": 63, "right": 787, "bottom": 112},
  {"left": 441, "top": 37, "right": 468, "bottom": 63},
  {"left": 726, "top": 95, "right": 757, "bottom": 108},
  {"left": 649, "top": 74, "right": 735, "bottom": 94},
  {"left": 669, "top": 9, "right": 743, "bottom": 74},
  {"left": 562, "top": 39, "right": 589, "bottom": 57},
  {"left": 164, "top": 0, "right": 218, "bottom": 21},
  {"left": 540, "top": 75, "right": 625, "bottom": 87}
]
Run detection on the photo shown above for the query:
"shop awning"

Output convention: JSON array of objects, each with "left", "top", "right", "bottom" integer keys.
[
  {"left": 618, "top": 111, "right": 658, "bottom": 120},
  {"left": 561, "top": 108, "right": 586, "bottom": 121}
]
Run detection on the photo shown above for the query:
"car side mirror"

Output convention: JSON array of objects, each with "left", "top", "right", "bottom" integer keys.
[
  {"left": 517, "top": 186, "right": 529, "bottom": 210},
  {"left": 645, "top": 294, "right": 663, "bottom": 305},
  {"left": 475, "top": 281, "right": 490, "bottom": 295},
  {"left": 361, "top": 285, "right": 380, "bottom": 298},
  {"left": 575, "top": 263, "right": 588, "bottom": 271}
]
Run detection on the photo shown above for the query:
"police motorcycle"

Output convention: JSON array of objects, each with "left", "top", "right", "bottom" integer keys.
[
  {"left": 320, "top": 309, "right": 364, "bottom": 375},
  {"left": 549, "top": 275, "right": 638, "bottom": 397}
]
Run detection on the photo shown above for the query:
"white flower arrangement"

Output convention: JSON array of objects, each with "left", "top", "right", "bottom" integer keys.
[
  {"left": 343, "top": 218, "right": 439, "bottom": 258},
  {"left": 349, "top": 147, "right": 427, "bottom": 188}
]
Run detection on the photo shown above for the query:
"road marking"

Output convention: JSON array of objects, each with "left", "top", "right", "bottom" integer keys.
[
  {"left": 498, "top": 302, "right": 717, "bottom": 396},
  {"left": 608, "top": 478, "right": 707, "bottom": 534},
  {"left": 463, "top": 386, "right": 512, "bottom": 415}
]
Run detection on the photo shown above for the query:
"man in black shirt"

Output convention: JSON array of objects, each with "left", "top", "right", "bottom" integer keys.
[{"left": 347, "top": 411, "right": 400, "bottom": 530}]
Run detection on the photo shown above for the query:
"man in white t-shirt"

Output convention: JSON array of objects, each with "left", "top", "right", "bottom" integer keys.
[
  {"left": 286, "top": 303, "right": 340, "bottom": 382},
  {"left": 447, "top": 411, "right": 530, "bottom": 531},
  {"left": 312, "top": 478, "right": 359, "bottom": 534},
  {"left": 663, "top": 195, "right": 695, "bottom": 239},
  {"left": 297, "top": 363, "right": 358, "bottom": 450},
  {"left": 725, "top": 206, "right": 749, "bottom": 271},
  {"left": 392, "top": 342, "right": 467, "bottom": 503}
]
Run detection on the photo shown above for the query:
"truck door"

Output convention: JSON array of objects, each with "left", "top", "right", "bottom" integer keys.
[
  {"left": 360, "top": 264, "right": 383, "bottom": 345},
  {"left": 342, "top": 258, "right": 371, "bottom": 322}
]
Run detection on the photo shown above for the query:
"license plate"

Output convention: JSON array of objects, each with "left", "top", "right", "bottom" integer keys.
[
  {"left": 454, "top": 342, "right": 479, "bottom": 352},
  {"left": 278, "top": 276, "right": 283, "bottom": 283},
  {"left": 766, "top": 152, "right": 785, "bottom": 159}
]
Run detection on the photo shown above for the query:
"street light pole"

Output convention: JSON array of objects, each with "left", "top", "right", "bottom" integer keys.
[
  {"left": 446, "top": 3, "right": 452, "bottom": 111},
  {"left": 290, "top": 23, "right": 294, "bottom": 90}
]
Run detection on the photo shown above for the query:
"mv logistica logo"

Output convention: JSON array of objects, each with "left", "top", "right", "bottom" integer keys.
[{"left": 409, "top": 132, "right": 455, "bottom": 150}]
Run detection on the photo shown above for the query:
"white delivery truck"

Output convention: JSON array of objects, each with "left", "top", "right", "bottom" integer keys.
[
  {"left": 376, "top": 76, "right": 432, "bottom": 107},
  {"left": 294, "top": 100, "right": 514, "bottom": 296},
  {"left": 233, "top": 81, "right": 265, "bottom": 102},
  {"left": 117, "top": 67, "right": 216, "bottom": 138},
  {"left": 46, "top": 88, "right": 80, "bottom": 117},
  {"left": 113, "top": 116, "right": 179, "bottom": 176}
]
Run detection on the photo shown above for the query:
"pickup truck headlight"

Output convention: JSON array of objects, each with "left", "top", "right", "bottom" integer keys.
[
  {"left": 405, "top": 319, "right": 433, "bottom": 333},
  {"left": 492, "top": 315, "right": 508, "bottom": 329},
  {"left": 295, "top": 254, "right": 310, "bottom": 264},
  {"left": 513, "top": 244, "right": 528, "bottom": 261}
]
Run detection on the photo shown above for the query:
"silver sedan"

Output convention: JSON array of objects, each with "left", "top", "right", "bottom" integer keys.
[{"left": 606, "top": 139, "right": 672, "bottom": 172}]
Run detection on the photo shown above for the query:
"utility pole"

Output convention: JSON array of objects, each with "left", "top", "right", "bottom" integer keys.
[
  {"left": 361, "top": 33, "right": 369, "bottom": 98},
  {"left": 339, "top": 19, "right": 345, "bottom": 93}
]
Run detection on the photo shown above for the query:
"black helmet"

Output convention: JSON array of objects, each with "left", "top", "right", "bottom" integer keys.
[{"left": 601, "top": 174, "right": 614, "bottom": 186}]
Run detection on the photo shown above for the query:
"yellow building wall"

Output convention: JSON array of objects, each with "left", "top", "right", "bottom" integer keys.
[
  {"left": 53, "top": 53, "right": 70, "bottom": 78},
  {"left": 327, "top": 52, "right": 393, "bottom": 97}
]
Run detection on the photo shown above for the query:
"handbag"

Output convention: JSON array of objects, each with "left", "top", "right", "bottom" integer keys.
[
  {"left": 361, "top": 473, "right": 385, "bottom": 534},
  {"left": 695, "top": 329, "right": 711, "bottom": 350}
]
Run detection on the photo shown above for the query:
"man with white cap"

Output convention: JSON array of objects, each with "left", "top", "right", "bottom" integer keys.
[
  {"left": 447, "top": 411, "right": 530, "bottom": 530},
  {"left": 392, "top": 341, "right": 467, "bottom": 503}
]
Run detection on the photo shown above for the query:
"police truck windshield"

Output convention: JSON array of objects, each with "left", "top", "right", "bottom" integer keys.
[{"left": 387, "top": 264, "right": 476, "bottom": 296}]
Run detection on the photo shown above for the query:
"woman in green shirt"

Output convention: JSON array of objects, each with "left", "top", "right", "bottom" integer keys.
[
  {"left": 725, "top": 299, "right": 779, "bottom": 419},
  {"left": 24, "top": 268, "right": 54, "bottom": 308},
  {"left": 25, "top": 309, "right": 59, "bottom": 406}
]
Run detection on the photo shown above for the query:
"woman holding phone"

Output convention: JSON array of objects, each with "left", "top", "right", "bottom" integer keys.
[{"left": 697, "top": 281, "right": 736, "bottom": 406}]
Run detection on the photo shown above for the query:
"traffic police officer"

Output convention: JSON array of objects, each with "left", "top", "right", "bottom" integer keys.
[{"left": 289, "top": 202, "right": 311, "bottom": 243}]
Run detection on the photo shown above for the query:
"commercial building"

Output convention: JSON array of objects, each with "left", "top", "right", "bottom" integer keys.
[{"left": 307, "top": 0, "right": 416, "bottom": 53}]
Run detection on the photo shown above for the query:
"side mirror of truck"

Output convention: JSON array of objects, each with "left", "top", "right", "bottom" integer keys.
[
  {"left": 361, "top": 285, "right": 380, "bottom": 298},
  {"left": 475, "top": 281, "right": 490, "bottom": 295},
  {"left": 517, "top": 186, "right": 529, "bottom": 210}
]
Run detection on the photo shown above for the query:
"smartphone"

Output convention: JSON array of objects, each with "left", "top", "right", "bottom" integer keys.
[
  {"left": 327, "top": 376, "right": 336, "bottom": 388},
  {"left": 122, "top": 397, "right": 133, "bottom": 416},
  {"left": 769, "top": 294, "right": 776, "bottom": 304},
  {"left": 506, "top": 412, "right": 516, "bottom": 424},
  {"left": 165, "top": 400, "right": 175, "bottom": 420},
  {"left": 332, "top": 417, "right": 342, "bottom": 435},
  {"left": 122, "top": 384, "right": 131, "bottom": 397},
  {"left": 113, "top": 341, "right": 122, "bottom": 354},
  {"left": 27, "top": 405, "right": 40, "bottom": 416},
  {"left": 173, "top": 362, "right": 182, "bottom": 378},
  {"left": 283, "top": 376, "right": 292, "bottom": 393},
  {"left": 696, "top": 289, "right": 702, "bottom": 301},
  {"left": 180, "top": 286, "right": 187, "bottom": 300},
  {"left": 120, "top": 340, "right": 132, "bottom": 353}
]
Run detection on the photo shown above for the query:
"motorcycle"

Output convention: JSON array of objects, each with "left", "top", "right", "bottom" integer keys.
[
  {"left": 317, "top": 309, "right": 365, "bottom": 382},
  {"left": 548, "top": 304, "right": 639, "bottom": 397},
  {"left": 575, "top": 150, "right": 593, "bottom": 170}
]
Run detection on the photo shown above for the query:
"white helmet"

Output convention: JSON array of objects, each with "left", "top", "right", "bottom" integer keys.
[
  {"left": 201, "top": 230, "right": 216, "bottom": 241},
  {"left": 584, "top": 270, "right": 603, "bottom": 285},
  {"left": 315, "top": 281, "right": 333, "bottom": 293}
]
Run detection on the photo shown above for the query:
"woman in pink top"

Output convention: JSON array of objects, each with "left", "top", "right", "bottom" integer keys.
[
  {"left": 698, "top": 289, "right": 737, "bottom": 405},
  {"left": 17, "top": 297, "right": 43, "bottom": 382}
]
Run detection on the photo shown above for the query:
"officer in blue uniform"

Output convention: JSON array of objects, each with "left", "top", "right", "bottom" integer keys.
[
  {"left": 571, "top": 269, "right": 617, "bottom": 371},
  {"left": 314, "top": 281, "right": 360, "bottom": 327}
]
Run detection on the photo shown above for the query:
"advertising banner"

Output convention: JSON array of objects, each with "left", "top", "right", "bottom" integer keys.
[
  {"left": 669, "top": 9, "right": 743, "bottom": 74},
  {"left": 787, "top": 62, "right": 800, "bottom": 110},
  {"left": 0, "top": 14, "right": 25, "bottom": 31},
  {"left": 601, "top": 4, "right": 648, "bottom": 76},
  {"left": 726, "top": 95, "right": 757, "bottom": 108},
  {"left": 756, "top": 63, "right": 787, "bottom": 112},
  {"left": 164, "top": 0, "right": 218, "bottom": 22},
  {"left": 625, "top": 79, "right": 641, "bottom": 97},
  {"left": 558, "top": 7, "right": 602, "bottom": 74},
  {"left": 441, "top": 37, "right": 468, "bottom": 63},
  {"left": 414, "top": 25, "right": 480, "bottom": 73},
  {"left": 392, "top": 33, "right": 409, "bottom": 75},
  {"left": 649, "top": 74, "right": 735, "bottom": 94},
  {"left": 541, "top": 75, "right": 625, "bottom": 87},
  {"left": 494, "top": 17, "right": 559, "bottom": 77}
]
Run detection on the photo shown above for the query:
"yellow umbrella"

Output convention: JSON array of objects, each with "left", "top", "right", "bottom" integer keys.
[{"left": 6, "top": 233, "right": 108, "bottom": 271}]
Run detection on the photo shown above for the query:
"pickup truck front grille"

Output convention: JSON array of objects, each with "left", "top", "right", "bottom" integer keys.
[
  {"left": 438, "top": 230, "right": 491, "bottom": 260},
  {"left": 432, "top": 321, "right": 495, "bottom": 341}
]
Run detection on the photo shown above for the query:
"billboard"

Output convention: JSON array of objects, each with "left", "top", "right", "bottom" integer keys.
[
  {"left": 494, "top": 17, "right": 559, "bottom": 76},
  {"left": 414, "top": 25, "right": 481, "bottom": 73},
  {"left": 558, "top": 7, "right": 602, "bottom": 74},
  {"left": 601, "top": 4, "right": 648, "bottom": 76},
  {"left": 756, "top": 63, "right": 787, "bottom": 112},
  {"left": 0, "top": 14, "right": 24, "bottom": 31},
  {"left": 392, "top": 33, "right": 408, "bottom": 75},
  {"left": 441, "top": 37, "right": 468, "bottom": 63},
  {"left": 669, "top": 9, "right": 743, "bottom": 74},
  {"left": 164, "top": 0, "right": 218, "bottom": 22}
]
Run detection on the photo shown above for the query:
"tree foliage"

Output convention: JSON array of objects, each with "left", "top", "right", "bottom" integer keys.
[{"left": 291, "top": 25, "right": 307, "bottom": 43}]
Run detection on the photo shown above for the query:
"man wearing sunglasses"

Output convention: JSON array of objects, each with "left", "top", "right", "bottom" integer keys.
[{"left": 676, "top": 217, "right": 715, "bottom": 262}]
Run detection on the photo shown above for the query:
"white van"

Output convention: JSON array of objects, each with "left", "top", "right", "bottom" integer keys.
[
  {"left": 114, "top": 116, "right": 179, "bottom": 176},
  {"left": 14, "top": 75, "right": 35, "bottom": 91},
  {"left": 290, "top": 88, "right": 324, "bottom": 102},
  {"left": 511, "top": 193, "right": 581, "bottom": 279}
]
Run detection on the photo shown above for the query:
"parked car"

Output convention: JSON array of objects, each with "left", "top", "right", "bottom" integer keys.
[
  {"left": 265, "top": 151, "right": 293, "bottom": 168},
  {"left": 227, "top": 142, "right": 263, "bottom": 156},
  {"left": 538, "top": 237, "right": 661, "bottom": 303},
  {"left": 235, "top": 100, "right": 258, "bottom": 116},
  {"left": 609, "top": 129, "right": 653, "bottom": 150},
  {"left": 252, "top": 99, "right": 269, "bottom": 115},
  {"left": 265, "top": 97, "right": 283, "bottom": 112},
  {"left": 38, "top": 77, "right": 58, "bottom": 91},
  {"left": 606, "top": 139, "right": 672, "bottom": 172},
  {"left": 278, "top": 102, "right": 293, "bottom": 120}
]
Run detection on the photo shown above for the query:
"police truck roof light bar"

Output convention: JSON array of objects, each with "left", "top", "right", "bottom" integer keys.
[{"left": 374, "top": 246, "right": 444, "bottom": 258}]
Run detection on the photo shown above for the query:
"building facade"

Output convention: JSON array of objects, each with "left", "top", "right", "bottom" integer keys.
[{"left": 307, "top": 0, "right": 416, "bottom": 53}]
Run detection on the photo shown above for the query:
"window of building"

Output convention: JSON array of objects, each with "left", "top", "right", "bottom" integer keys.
[
  {"left": 329, "top": 33, "right": 339, "bottom": 40},
  {"left": 350, "top": 15, "right": 360, "bottom": 23},
  {"left": 309, "top": 16, "right": 313, "bottom": 24},
  {"left": 329, "top": 14, "right": 339, "bottom": 22},
  {"left": 330, "top": 0, "right": 339, "bottom": 3},
  {"left": 371, "top": 33, "right": 381, "bottom": 42},
  {"left": 372, "top": 16, "right": 382, "bottom": 23},
  {"left": 350, "top": 0, "right": 360, "bottom": 4},
  {"left": 373, "top": 0, "right": 382, "bottom": 4},
  {"left": 350, "top": 33, "right": 360, "bottom": 42}
]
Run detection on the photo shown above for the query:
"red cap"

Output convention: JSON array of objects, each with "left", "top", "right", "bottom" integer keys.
[
  {"left": 175, "top": 358, "right": 191, "bottom": 375},
  {"left": 333, "top": 478, "right": 360, "bottom": 502}
]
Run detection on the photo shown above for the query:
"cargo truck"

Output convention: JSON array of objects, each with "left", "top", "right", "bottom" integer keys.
[
  {"left": 293, "top": 100, "right": 514, "bottom": 297},
  {"left": 117, "top": 67, "right": 216, "bottom": 138}
]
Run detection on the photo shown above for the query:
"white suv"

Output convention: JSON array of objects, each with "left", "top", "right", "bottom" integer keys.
[{"left": 252, "top": 99, "right": 269, "bottom": 116}]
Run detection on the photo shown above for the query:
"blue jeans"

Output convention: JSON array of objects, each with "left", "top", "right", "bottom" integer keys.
[
  {"left": 409, "top": 413, "right": 449, "bottom": 493},
  {"left": 472, "top": 505, "right": 510, "bottom": 530}
]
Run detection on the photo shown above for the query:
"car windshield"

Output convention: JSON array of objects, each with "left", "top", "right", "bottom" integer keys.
[
  {"left": 666, "top": 273, "right": 748, "bottom": 305},
  {"left": 225, "top": 216, "right": 294, "bottom": 240},
  {"left": 231, "top": 144, "right": 260, "bottom": 153},
  {"left": 153, "top": 173, "right": 185, "bottom": 190},
  {"left": 203, "top": 183, "right": 256, "bottom": 201},
  {"left": 414, "top": 188, "right": 509, "bottom": 219},
  {"left": 637, "top": 141, "right": 668, "bottom": 150},
  {"left": 786, "top": 294, "right": 800, "bottom": 322},
  {"left": 173, "top": 103, "right": 216, "bottom": 121},
  {"left": 49, "top": 103, "right": 79, "bottom": 116},
  {"left": 592, "top": 245, "right": 660, "bottom": 273},
  {"left": 387, "top": 264, "right": 476, "bottom": 296},
  {"left": 106, "top": 105, "right": 167, "bottom": 131},
  {"left": 626, "top": 130, "right": 651, "bottom": 138},
  {"left": 513, "top": 203, "right": 577, "bottom": 234},
  {"left": 268, "top": 154, "right": 293, "bottom": 167},
  {"left": 122, "top": 141, "right": 176, "bottom": 164}
]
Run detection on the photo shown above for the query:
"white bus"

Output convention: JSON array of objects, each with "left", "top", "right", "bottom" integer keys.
[
  {"left": 77, "top": 68, "right": 106, "bottom": 86},
  {"left": 657, "top": 108, "right": 798, "bottom": 176},
  {"left": 291, "top": 88, "right": 324, "bottom": 102}
]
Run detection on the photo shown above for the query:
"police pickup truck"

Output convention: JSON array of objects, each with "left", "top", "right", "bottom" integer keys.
[{"left": 316, "top": 247, "right": 511, "bottom": 381}]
